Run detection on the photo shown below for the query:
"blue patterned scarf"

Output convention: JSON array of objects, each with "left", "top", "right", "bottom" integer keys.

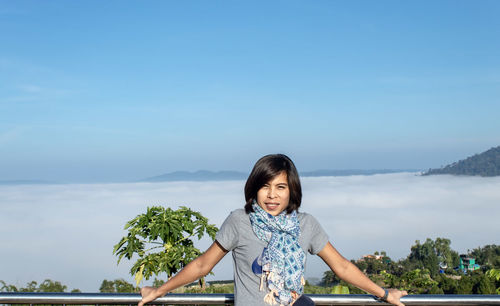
[{"left": 249, "top": 202, "right": 306, "bottom": 305}]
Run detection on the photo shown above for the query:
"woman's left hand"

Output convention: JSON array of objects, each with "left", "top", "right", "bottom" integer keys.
[
  {"left": 138, "top": 286, "right": 159, "bottom": 306},
  {"left": 385, "top": 289, "right": 408, "bottom": 306}
]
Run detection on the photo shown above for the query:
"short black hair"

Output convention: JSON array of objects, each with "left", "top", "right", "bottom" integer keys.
[{"left": 244, "top": 154, "right": 302, "bottom": 214}]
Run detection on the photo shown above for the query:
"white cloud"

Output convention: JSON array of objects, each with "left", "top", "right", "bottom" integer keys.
[{"left": 1, "top": 173, "right": 499, "bottom": 291}]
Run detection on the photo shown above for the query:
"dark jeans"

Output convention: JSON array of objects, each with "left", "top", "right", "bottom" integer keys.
[{"left": 294, "top": 295, "right": 315, "bottom": 306}]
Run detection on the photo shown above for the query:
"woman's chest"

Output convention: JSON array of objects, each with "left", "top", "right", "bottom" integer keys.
[{"left": 232, "top": 220, "right": 311, "bottom": 265}]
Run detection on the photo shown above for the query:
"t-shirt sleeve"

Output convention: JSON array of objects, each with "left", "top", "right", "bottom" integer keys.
[
  {"left": 304, "top": 214, "right": 329, "bottom": 255},
  {"left": 215, "top": 210, "right": 240, "bottom": 251}
]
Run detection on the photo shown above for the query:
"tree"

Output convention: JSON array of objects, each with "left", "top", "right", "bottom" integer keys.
[
  {"left": 354, "top": 259, "right": 368, "bottom": 273},
  {"left": 470, "top": 245, "right": 500, "bottom": 269},
  {"left": 1, "top": 279, "right": 78, "bottom": 293},
  {"left": 0, "top": 280, "right": 18, "bottom": 292},
  {"left": 37, "top": 279, "right": 67, "bottom": 292},
  {"left": 475, "top": 275, "right": 495, "bottom": 294},
  {"left": 399, "top": 269, "right": 438, "bottom": 294},
  {"left": 364, "top": 256, "right": 388, "bottom": 275},
  {"left": 320, "top": 270, "right": 341, "bottom": 286},
  {"left": 435, "top": 274, "right": 458, "bottom": 294},
  {"left": 434, "top": 238, "right": 459, "bottom": 269},
  {"left": 486, "top": 269, "right": 500, "bottom": 294},
  {"left": 19, "top": 281, "right": 38, "bottom": 292},
  {"left": 405, "top": 238, "right": 456, "bottom": 276},
  {"left": 113, "top": 206, "right": 218, "bottom": 286},
  {"left": 457, "top": 275, "right": 474, "bottom": 294},
  {"left": 100, "top": 279, "right": 136, "bottom": 293},
  {"left": 380, "top": 270, "right": 397, "bottom": 288}
]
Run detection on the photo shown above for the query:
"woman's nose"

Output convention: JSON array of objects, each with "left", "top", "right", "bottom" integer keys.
[{"left": 267, "top": 187, "right": 276, "bottom": 198}]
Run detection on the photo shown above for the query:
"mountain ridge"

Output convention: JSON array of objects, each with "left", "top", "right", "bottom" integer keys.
[
  {"left": 140, "top": 169, "right": 419, "bottom": 182},
  {"left": 0, "top": 169, "right": 422, "bottom": 185},
  {"left": 424, "top": 145, "right": 500, "bottom": 177}
]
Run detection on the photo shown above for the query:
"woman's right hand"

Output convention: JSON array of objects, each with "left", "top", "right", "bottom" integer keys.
[
  {"left": 138, "top": 286, "right": 159, "bottom": 306},
  {"left": 386, "top": 288, "right": 408, "bottom": 306}
]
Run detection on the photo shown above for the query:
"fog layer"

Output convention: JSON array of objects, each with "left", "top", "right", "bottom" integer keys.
[{"left": 1, "top": 173, "right": 499, "bottom": 291}]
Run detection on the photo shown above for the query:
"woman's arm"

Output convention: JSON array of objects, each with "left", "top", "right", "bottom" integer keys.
[
  {"left": 318, "top": 242, "right": 407, "bottom": 306},
  {"left": 138, "top": 241, "right": 228, "bottom": 306}
]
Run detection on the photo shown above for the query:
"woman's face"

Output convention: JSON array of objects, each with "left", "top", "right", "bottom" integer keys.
[{"left": 256, "top": 171, "right": 290, "bottom": 216}]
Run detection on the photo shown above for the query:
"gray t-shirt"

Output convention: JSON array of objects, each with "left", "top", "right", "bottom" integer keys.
[{"left": 215, "top": 209, "right": 329, "bottom": 306}]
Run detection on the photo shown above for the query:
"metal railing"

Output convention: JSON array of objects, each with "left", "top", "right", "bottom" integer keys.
[{"left": 1, "top": 293, "right": 500, "bottom": 305}]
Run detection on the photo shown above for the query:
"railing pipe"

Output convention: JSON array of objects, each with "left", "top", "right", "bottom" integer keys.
[{"left": 1, "top": 293, "right": 500, "bottom": 305}]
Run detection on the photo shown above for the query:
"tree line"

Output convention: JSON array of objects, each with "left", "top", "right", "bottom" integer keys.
[
  {"left": 319, "top": 238, "right": 500, "bottom": 295},
  {"left": 3, "top": 238, "right": 500, "bottom": 295}
]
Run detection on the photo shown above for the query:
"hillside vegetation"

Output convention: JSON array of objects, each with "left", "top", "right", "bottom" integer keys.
[{"left": 424, "top": 146, "right": 500, "bottom": 176}]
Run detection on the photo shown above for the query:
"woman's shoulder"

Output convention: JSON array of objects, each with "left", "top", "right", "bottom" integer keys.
[
  {"left": 297, "top": 210, "right": 315, "bottom": 220},
  {"left": 229, "top": 208, "right": 247, "bottom": 216},
  {"left": 223, "top": 208, "right": 248, "bottom": 222},
  {"left": 297, "top": 211, "right": 323, "bottom": 227}
]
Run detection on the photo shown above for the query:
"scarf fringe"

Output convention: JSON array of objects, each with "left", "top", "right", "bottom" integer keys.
[
  {"left": 264, "top": 289, "right": 279, "bottom": 305},
  {"left": 260, "top": 271, "right": 283, "bottom": 291},
  {"left": 260, "top": 272, "right": 266, "bottom": 291}
]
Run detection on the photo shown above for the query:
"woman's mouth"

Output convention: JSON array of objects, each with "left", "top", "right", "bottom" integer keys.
[{"left": 265, "top": 202, "right": 280, "bottom": 210}]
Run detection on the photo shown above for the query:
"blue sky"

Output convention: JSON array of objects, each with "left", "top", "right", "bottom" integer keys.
[{"left": 1, "top": 0, "right": 499, "bottom": 182}]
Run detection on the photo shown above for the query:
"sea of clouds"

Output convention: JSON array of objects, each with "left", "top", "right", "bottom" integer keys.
[{"left": 1, "top": 173, "right": 499, "bottom": 291}]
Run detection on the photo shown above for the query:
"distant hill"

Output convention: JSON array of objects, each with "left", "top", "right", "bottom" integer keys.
[
  {"left": 424, "top": 145, "right": 500, "bottom": 177},
  {"left": 141, "top": 170, "right": 248, "bottom": 182},
  {"left": 140, "top": 169, "right": 418, "bottom": 182},
  {"left": 0, "top": 179, "right": 58, "bottom": 185},
  {"left": 300, "top": 169, "right": 417, "bottom": 177}
]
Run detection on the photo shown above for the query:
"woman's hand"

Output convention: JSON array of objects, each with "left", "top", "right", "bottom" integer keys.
[
  {"left": 318, "top": 243, "right": 408, "bottom": 306},
  {"left": 385, "top": 288, "right": 408, "bottom": 306},
  {"left": 136, "top": 242, "right": 228, "bottom": 306},
  {"left": 138, "top": 286, "right": 159, "bottom": 306}
]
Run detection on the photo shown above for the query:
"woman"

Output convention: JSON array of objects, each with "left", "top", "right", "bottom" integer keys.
[{"left": 139, "top": 154, "right": 407, "bottom": 306}]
